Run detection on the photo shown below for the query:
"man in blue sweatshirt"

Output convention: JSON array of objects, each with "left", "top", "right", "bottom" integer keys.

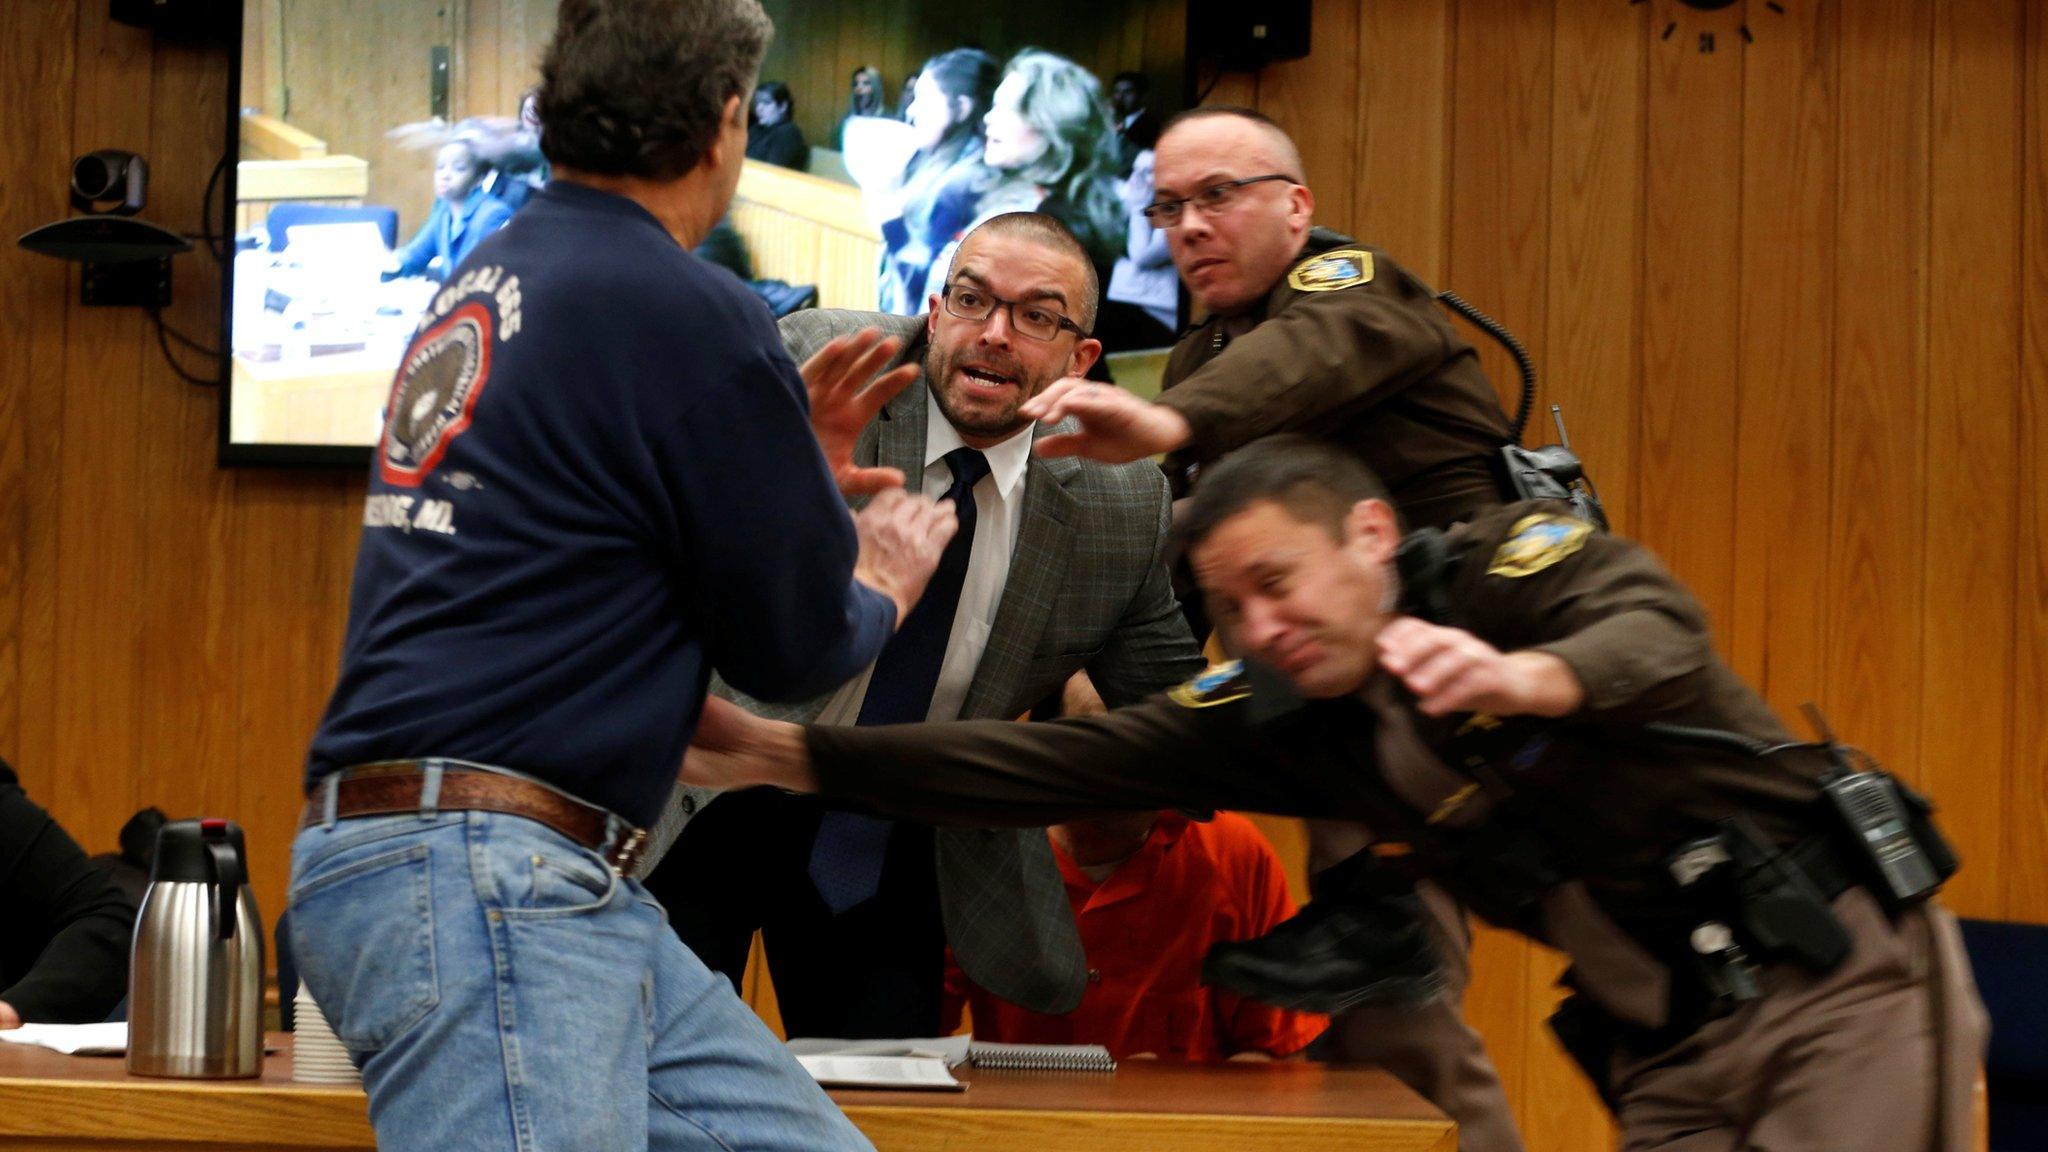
[{"left": 289, "top": 2, "right": 952, "bottom": 1148}]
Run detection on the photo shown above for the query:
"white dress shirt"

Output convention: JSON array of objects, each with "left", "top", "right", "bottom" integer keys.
[{"left": 813, "top": 389, "right": 1035, "bottom": 726}]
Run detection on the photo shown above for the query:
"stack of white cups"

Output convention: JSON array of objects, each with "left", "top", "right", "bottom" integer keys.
[{"left": 291, "top": 983, "right": 362, "bottom": 1086}]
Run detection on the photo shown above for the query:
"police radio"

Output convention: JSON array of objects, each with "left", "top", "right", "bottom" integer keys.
[
  {"left": 1800, "top": 705, "right": 1959, "bottom": 914},
  {"left": 1436, "top": 290, "right": 1609, "bottom": 531},
  {"left": 1643, "top": 709, "right": 1959, "bottom": 920}
]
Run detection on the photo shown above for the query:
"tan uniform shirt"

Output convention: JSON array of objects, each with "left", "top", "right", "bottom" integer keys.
[
  {"left": 808, "top": 503, "right": 1984, "bottom": 1149},
  {"left": 1155, "top": 230, "right": 1515, "bottom": 530},
  {"left": 808, "top": 504, "right": 1827, "bottom": 968}
]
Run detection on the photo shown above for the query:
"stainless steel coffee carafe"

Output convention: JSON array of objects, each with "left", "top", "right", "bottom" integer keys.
[{"left": 127, "top": 818, "right": 264, "bottom": 1079}]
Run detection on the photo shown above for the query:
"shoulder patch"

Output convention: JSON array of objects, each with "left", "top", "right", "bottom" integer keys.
[
  {"left": 1288, "top": 249, "right": 1374, "bottom": 293},
  {"left": 1169, "top": 660, "right": 1251, "bottom": 709},
  {"left": 1487, "top": 513, "right": 1593, "bottom": 578}
]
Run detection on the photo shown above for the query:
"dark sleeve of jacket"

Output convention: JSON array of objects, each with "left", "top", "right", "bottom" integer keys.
[
  {"left": 1453, "top": 506, "right": 1719, "bottom": 726},
  {"left": 663, "top": 307, "right": 897, "bottom": 704},
  {"left": 807, "top": 686, "right": 1340, "bottom": 827},
  {"left": 751, "top": 123, "right": 810, "bottom": 172},
  {"left": 0, "top": 762, "right": 136, "bottom": 1024},
  {"left": 1155, "top": 255, "right": 1461, "bottom": 458},
  {"left": 1081, "top": 464, "right": 1208, "bottom": 706}
]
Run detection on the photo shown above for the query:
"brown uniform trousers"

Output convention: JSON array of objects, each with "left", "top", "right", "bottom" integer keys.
[
  {"left": 1305, "top": 817, "right": 1526, "bottom": 1152},
  {"left": 806, "top": 505, "right": 1988, "bottom": 1152},
  {"left": 1611, "top": 889, "right": 1986, "bottom": 1152},
  {"left": 1165, "top": 235, "right": 1522, "bottom": 1150}
]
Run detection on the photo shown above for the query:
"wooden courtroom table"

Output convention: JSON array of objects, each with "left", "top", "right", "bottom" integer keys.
[{"left": 0, "top": 1034, "right": 1455, "bottom": 1152}]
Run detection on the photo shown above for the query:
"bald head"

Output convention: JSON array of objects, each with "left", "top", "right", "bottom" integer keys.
[
  {"left": 1150, "top": 107, "right": 1316, "bottom": 315},
  {"left": 1158, "top": 107, "right": 1306, "bottom": 184},
  {"left": 947, "top": 211, "right": 1099, "bottom": 329}
]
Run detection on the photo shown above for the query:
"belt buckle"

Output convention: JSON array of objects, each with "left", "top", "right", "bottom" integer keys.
[{"left": 607, "top": 827, "right": 648, "bottom": 877}]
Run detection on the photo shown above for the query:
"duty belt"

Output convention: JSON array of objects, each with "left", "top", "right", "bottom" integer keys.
[{"left": 301, "top": 760, "right": 649, "bottom": 875}]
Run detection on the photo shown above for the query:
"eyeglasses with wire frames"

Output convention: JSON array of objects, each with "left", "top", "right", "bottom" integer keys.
[
  {"left": 939, "top": 282, "right": 1091, "bottom": 342},
  {"left": 1140, "top": 174, "right": 1297, "bottom": 228}
]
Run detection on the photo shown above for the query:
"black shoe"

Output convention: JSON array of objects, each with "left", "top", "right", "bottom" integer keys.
[{"left": 1200, "top": 885, "right": 1446, "bottom": 1014}]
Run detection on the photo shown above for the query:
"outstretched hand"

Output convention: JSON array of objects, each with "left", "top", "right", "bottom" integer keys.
[
  {"left": 682, "top": 697, "right": 816, "bottom": 793},
  {"left": 1019, "top": 378, "right": 1193, "bottom": 463},
  {"left": 801, "top": 327, "right": 922, "bottom": 496},
  {"left": 1375, "top": 617, "right": 1584, "bottom": 719},
  {"left": 852, "top": 488, "right": 959, "bottom": 627}
]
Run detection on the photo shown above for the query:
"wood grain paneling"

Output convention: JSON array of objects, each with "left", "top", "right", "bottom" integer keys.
[
  {"left": 1540, "top": 0, "right": 1640, "bottom": 544},
  {"left": 138, "top": 36, "right": 239, "bottom": 833},
  {"left": 1922, "top": 0, "right": 2022, "bottom": 918},
  {"left": 1353, "top": 0, "right": 1449, "bottom": 280},
  {"left": 1257, "top": 0, "right": 1360, "bottom": 228},
  {"left": 1638, "top": 0, "right": 1741, "bottom": 633},
  {"left": 2014, "top": 0, "right": 2048, "bottom": 924},
  {"left": 0, "top": 0, "right": 79, "bottom": 763},
  {"left": 3, "top": 7, "right": 2046, "bottom": 1152},
  {"left": 51, "top": 0, "right": 155, "bottom": 851},
  {"left": 1826, "top": 0, "right": 1932, "bottom": 789},
  {"left": 1729, "top": 0, "right": 1835, "bottom": 720}
]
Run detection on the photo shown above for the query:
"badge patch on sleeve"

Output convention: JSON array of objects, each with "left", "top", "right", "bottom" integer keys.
[
  {"left": 1487, "top": 513, "right": 1593, "bottom": 578},
  {"left": 1169, "top": 660, "right": 1251, "bottom": 709},
  {"left": 1287, "top": 249, "right": 1374, "bottom": 293}
]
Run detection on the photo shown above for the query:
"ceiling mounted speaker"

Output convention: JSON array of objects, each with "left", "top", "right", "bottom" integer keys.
[
  {"left": 1190, "top": 0, "right": 1311, "bottom": 70},
  {"left": 109, "top": 0, "right": 232, "bottom": 39}
]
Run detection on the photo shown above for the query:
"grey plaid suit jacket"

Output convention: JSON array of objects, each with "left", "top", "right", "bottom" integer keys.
[{"left": 641, "top": 308, "right": 1205, "bottom": 1015}]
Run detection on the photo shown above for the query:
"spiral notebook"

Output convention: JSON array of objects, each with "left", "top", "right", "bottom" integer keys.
[{"left": 967, "top": 1042, "right": 1117, "bottom": 1073}]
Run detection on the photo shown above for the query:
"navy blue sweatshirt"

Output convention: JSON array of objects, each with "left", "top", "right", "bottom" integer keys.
[{"left": 307, "top": 182, "right": 895, "bottom": 828}]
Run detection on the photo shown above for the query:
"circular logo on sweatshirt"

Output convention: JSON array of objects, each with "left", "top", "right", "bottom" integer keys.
[{"left": 378, "top": 303, "right": 494, "bottom": 487}]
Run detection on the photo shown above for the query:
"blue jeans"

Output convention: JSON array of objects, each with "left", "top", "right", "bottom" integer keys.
[{"left": 288, "top": 793, "right": 872, "bottom": 1151}]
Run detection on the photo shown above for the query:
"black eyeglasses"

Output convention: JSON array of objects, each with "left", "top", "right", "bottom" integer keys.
[
  {"left": 940, "top": 282, "right": 1090, "bottom": 342},
  {"left": 1140, "top": 174, "right": 1297, "bottom": 228}
]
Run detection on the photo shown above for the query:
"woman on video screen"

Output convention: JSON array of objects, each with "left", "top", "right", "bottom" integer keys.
[
  {"left": 928, "top": 50, "right": 1162, "bottom": 350},
  {"left": 835, "top": 65, "right": 886, "bottom": 151},
  {"left": 872, "top": 48, "right": 999, "bottom": 315},
  {"left": 977, "top": 51, "right": 1126, "bottom": 276}
]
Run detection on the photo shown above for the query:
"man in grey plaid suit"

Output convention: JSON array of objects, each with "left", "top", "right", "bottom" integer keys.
[{"left": 640, "top": 212, "right": 1205, "bottom": 1036}]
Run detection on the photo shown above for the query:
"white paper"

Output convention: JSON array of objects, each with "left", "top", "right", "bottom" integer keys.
[
  {"left": 0, "top": 1022, "right": 128, "bottom": 1056},
  {"left": 785, "top": 1035, "right": 972, "bottom": 1067},
  {"left": 794, "top": 1054, "right": 965, "bottom": 1091}
]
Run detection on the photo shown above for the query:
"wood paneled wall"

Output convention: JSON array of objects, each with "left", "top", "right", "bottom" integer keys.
[
  {"left": 1, "top": 0, "right": 367, "bottom": 939},
  {"left": 2, "top": 3, "right": 2044, "bottom": 1149},
  {"left": 1229, "top": 0, "right": 2048, "bottom": 1140}
]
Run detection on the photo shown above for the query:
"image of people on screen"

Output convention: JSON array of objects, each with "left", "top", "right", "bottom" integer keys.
[
  {"left": 843, "top": 46, "right": 1169, "bottom": 350},
  {"left": 835, "top": 65, "right": 886, "bottom": 150},
  {"left": 963, "top": 50, "right": 1167, "bottom": 350},
  {"left": 747, "top": 81, "right": 809, "bottom": 171},
  {"left": 848, "top": 47, "right": 1000, "bottom": 316},
  {"left": 384, "top": 139, "right": 515, "bottom": 282}
]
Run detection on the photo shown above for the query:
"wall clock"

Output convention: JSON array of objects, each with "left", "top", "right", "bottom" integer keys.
[{"left": 1630, "top": 0, "right": 1788, "bottom": 54}]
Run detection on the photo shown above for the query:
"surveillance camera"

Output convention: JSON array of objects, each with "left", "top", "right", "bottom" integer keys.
[
  {"left": 71, "top": 150, "right": 148, "bottom": 216},
  {"left": 19, "top": 148, "right": 188, "bottom": 268}
]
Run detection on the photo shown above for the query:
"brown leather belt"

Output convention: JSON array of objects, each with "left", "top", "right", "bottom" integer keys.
[{"left": 301, "top": 761, "right": 648, "bottom": 875}]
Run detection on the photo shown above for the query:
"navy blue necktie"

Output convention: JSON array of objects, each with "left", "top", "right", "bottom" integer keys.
[{"left": 809, "top": 446, "right": 991, "bottom": 914}]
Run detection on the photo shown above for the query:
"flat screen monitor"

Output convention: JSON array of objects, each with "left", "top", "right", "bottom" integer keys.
[{"left": 222, "top": 0, "right": 1188, "bottom": 465}]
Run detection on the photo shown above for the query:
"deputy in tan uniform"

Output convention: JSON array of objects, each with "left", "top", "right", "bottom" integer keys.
[
  {"left": 1023, "top": 106, "right": 1524, "bottom": 1152},
  {"left": 1022, "top": 105, "right": 1512, "bottom": 529},
  {"left": 683, "top": 437, "right": 1986, "bottom": 1152}
]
